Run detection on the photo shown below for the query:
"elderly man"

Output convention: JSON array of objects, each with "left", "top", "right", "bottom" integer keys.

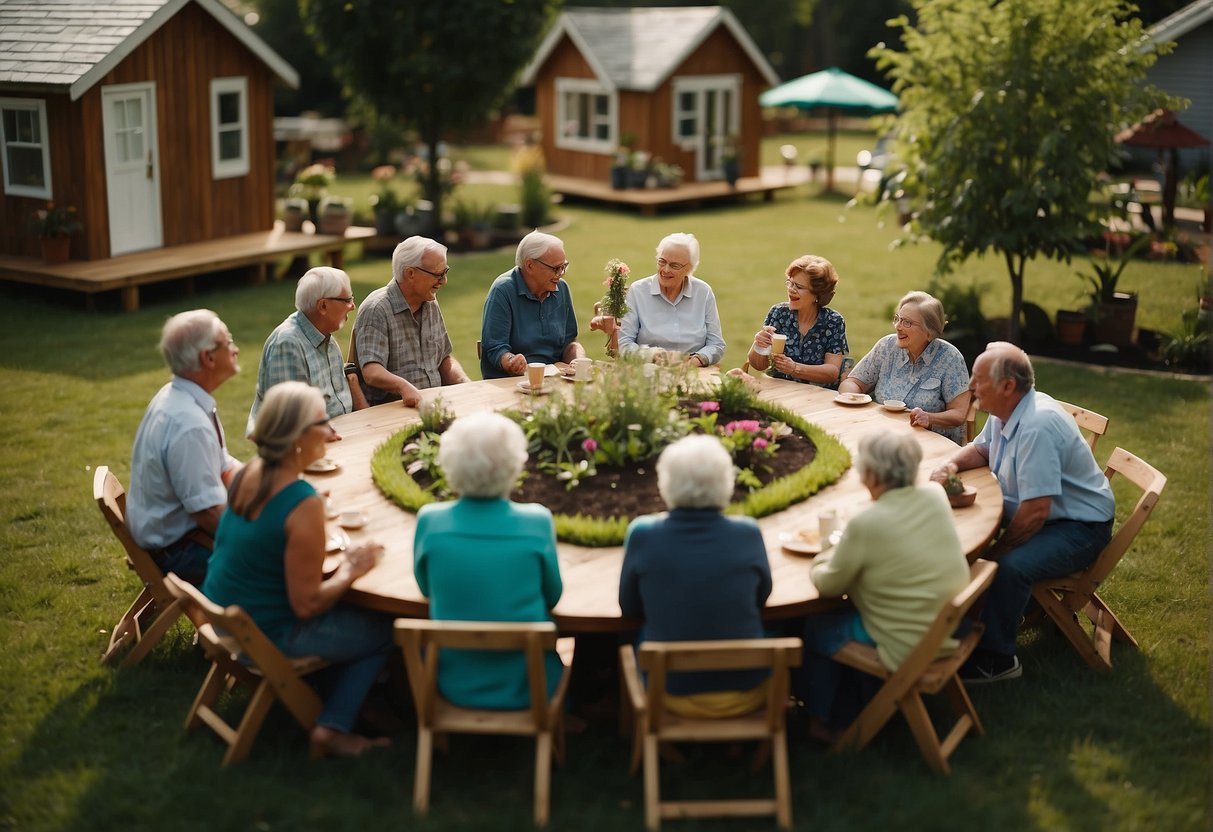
[
  {"left": 127, "top": 309, "right": 242, "bottom": 583},
  {"left": 480, "top": 230, "right": 585, "bottom": 379},
  {"left": 246, "top": 266, "right": 367, "bottom": 436},
  {"left": 931, "top": 342, "right": 1114, "bottom": 683},
  {"left": 350, "top": 236, "right": 469, "bottom": 407}
]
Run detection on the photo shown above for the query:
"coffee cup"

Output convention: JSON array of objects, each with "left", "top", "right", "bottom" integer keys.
[
  {"left": 771, "top": 333, "right": 788, "bottom": 355},
  {"left": 571, "top": 357, "right": 593, "bottom": 382},
  {"left": 526, "top": 362, "right": 545, "bottom": 390},
  {"left": 818, "top": 508, "right": 840, "bottom": 539}
]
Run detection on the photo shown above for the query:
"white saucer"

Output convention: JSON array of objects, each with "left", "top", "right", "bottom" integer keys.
[
  {"left": 834, "top": 393, "right": 872, "bottom": 406},
  {"left": 338, "top": 512, "right": 367, "bottom": 530},
  {"left": 516, "top": 380, "right": 551, "bottom": 395},
  {"left": 306, "top": 458, "right": 340, "bottom": 474},
  {"left": 325, "top": 528, "right": 349, "bottom": 553},
  {"left": 881, "top": 400, "right": 907, "bottom": 412},
  {"left": 779, "top": 530, "right": 822, "bottom": 556}
]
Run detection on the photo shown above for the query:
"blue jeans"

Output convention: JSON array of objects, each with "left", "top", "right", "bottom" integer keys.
[
  {"left": 279, "top": 603, "right": 394, "bottom": 733},
  {"left": 798, "top": 609, "right": 879, "bottom": 729},
  {"left": 157, "top": 538, "right": 211, "bottom": 585},
  {"left": 981, "top": 518, "right": 1112, "bottom": 656}
]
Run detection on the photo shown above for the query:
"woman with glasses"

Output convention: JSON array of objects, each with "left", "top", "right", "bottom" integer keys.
[
  {"left": 599, "top": 232, "right": 725, "bottom": 367},
  {"left": 838, "top": 291, "right": 971, "bottom": 444},
  {"left": 203, "top": 381, "right": 394, "bottom": 758},
  {"left": 747, "top": 254, "right": 848, "bottom": 388}
]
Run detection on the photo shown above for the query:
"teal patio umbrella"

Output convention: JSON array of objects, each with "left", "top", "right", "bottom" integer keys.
[{"left": 760, "top": 67, "right": 899, "bottom": 192}]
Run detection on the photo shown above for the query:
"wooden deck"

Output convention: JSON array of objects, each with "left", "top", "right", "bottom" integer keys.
[
  {"left": 547, "top": 168, "right": 811, "bottom": 215},
  {"left": 0, "top": 223, "right": 375, "bottom": 311}
]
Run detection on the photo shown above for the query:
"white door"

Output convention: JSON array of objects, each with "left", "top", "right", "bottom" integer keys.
[
  {"left": 102, "top": 83, "right": 162, "bottom": 255},
  {"left": 672, "top": 76, "right": 740, "bottom": 181}
]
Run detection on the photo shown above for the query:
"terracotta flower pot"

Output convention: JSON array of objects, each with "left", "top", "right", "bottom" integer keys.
[{"left": 40, "top": 235, "right": 71, "bottom": 264}]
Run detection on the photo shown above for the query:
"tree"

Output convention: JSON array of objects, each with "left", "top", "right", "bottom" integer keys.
[
  {"left": 298, "top": 0, "right": 558, "bottom": 224},
  {"left": 871, "top": 0, "right": 1175, "bottom": 342}
]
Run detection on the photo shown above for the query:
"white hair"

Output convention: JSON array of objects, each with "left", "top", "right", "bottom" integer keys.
[
  {"left": 516, "top": 230, "right": 563, "bottom": 268},
  {"left": 856, "top": 432, "right": 921, "bottom": 490},
  {"left": 295, "top": 266, "right": 351, "bottom": 312},
  {"left": 983, "top": 341, "right": 1035, "bottom": 391},
  {"left": 657, "top": 434, "right": 734, "bottom": 510},
  {"left": 438, "top": 412, "right": 529, "bottom": 498},
  {"left": 392, "top": 236, "right": 447, "bottom": 283},
  {"left": 159, "top": 309, "right": 225, "bottom": 375},
  {"left": 897, "top": 290, "right": 947, "bottom": 339},
  {"left": 656, "top": 232, "right": 700, "bottom": 270}
]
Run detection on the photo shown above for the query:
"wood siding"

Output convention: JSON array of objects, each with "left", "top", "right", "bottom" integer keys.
[
  {"left": 1146, "top": 20, "right": 1213, "bottom": 170},
  {"left": 1, "top": 2, "right": 280, "bottom": 260}
]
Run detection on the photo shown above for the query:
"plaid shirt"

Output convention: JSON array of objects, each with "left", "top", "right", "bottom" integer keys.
[
  {"left": 247, "top": 311, "right": 352, "bottom": 435},
  {"left": 352, "top": 278, "right": 453, "bottom": 406}
]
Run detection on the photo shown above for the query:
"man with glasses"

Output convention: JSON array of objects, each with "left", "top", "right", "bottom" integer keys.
[
  {"left": 128, "top": 309, "right": 242, "bottom": 583},
  {"left": 351, "top": 236, "right": 470, "bottom": 406},
  {"left": 480, "top": 230, "right": 585, "bottom": 379},
  {"left": 246, "top": 266, "right": 367, "bottom": 436}
]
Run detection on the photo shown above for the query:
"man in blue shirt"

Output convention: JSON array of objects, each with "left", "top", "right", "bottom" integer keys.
[
  {"left": 932, "top": 342, "right": 1114, "bottom": 682},
  {"left": 480, "top": 231, "right": 585, "bottom": 379}
]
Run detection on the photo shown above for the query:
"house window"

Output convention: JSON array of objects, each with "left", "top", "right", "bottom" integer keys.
[
  {"left": 210, "top": 77, "right": 249, "bottom": 178},
  {"left": 0, "top": 98, "right": 52, "bottom": 199},
  {"left": 555, "top": 78, "right": 615, "bottom": 153}
]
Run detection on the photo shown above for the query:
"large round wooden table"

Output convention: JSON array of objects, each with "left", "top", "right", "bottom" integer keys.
[{"left": 310, "top": 370, "right": 1002, "bottom": 633}]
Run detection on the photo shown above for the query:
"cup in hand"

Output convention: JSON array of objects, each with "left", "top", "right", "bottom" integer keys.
[
  {"left": 526, "top": 361, "right": 546, "bottom": 391},
  {"left": 571, "top": 357, "right": 593, "bottom": 381},
  {"left": 771, "top": 333, "right": 788, "bottom": 355}
]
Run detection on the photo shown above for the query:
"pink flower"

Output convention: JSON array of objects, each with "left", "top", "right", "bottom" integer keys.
[
  {"left": 582, "top": 438, "right": 598, "bottom": 453},
  {"left": 765, "top": 427, "right": 774, "bottom": 438},
  {"left": 700, "top": 401, "right": 720, "bottom": 413},
  {"left": 753, "top": 438, "right": 769, "bottom": 450}
]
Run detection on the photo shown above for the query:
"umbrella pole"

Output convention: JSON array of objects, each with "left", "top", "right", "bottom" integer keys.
[{"left": 826, "top": 110, "right": 837, "bottom": 193}]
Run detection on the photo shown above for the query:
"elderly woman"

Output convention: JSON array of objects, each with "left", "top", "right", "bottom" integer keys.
[
  {"left": 413, "top": 411, "right": 564, "bottom": 708},
  {"left": 202, "top": 381, "right": 393, "bottom": 757},
  {"left": 747, "top": 254, "right": 848, "bottom": 388},
  {"left": 619, "top": 435, "right": 772, "bottom": 717},
  {"left": 801, "top": 432, "right": 969, "bottom": 742},
  {"left": 596, "top": 232, "right": 725, "bottom": 367},
  {"left": 838, "top": 291, "right": 971, "bottom": 444}
]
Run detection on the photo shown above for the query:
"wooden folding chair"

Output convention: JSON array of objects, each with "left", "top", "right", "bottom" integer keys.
[
  {"left": 163, "top": 574, "right": 329, "bottom": 766},
  {"left": 831, "top": 560, "right": 997, "bottom": 774},
  {"left": 394, "top": 619, "right": 574, "bottom": 828},
  {"left": 93, "top": 466, "right": 186, "bottom": 667},
  {"left": 1030, "top": 447, "right": 1165, "bottom": 672},
  {"left": 618, "top": 637, "right": 803, "bottom": 831}
]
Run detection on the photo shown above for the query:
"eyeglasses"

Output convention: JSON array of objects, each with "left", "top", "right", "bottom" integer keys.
[
  {"left": 784, "top": 278, "right": 811, "bottom": 294},
  {"left": 413, "top": 265, "right": 450, "bottom": 280},
  {"left": 892, "top": 314, "right": 923, "bottom": 330},
  {"left": 533, "top": 259, "right": 569, "bottom": 276},
  {"left": 656, "top": 258, "right": 688, "bottom": 272},
  {"left": 210, "top": 337, "right": 236, "bottom": 352},
  {"left": 323, "top": 295, "right": 354, "bottom": 304},
  {"left": 309, "top": 418, "right": 336, "bottom": 434}
]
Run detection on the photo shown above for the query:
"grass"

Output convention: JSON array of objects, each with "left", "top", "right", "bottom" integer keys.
[{"left": 0, "top": 155, "right": 1208, "bottom": 831}]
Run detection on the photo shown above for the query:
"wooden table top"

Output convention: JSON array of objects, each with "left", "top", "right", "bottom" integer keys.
[{"left": 311, "top": 370, "right": 1002, "bottom": 632}]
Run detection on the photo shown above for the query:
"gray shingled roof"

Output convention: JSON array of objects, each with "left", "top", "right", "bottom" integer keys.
[
  {"left": 521, "top": 6, "right": 779, "bottom": 91},
  {"left": 0, "top": 0, "right": 297, "bottom": 97}
]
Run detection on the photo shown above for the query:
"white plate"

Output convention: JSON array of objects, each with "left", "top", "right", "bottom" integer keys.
[
  {"left": 338, "top": 512, "right": 367, "bottom": 530},
  {"left": 306, "top": 458, "right": 340, "bottom": 474},
  {"left": 325, "top": 528, "right": 349, "bottom": 553},
  {"left": 881, "top": 400, "right": 907, "bottom": 412},
  {"left": 834, "top": 393, "right": 872, "bottom": 406},
  {"left": 560, "top": 374, "right": 591, "bottom": 384},
  {"left": 516, "top": 380, "right": 552, "bottom": 395},
  {"left": 779, "top": 530, "right": 822, "bottom": 556}
]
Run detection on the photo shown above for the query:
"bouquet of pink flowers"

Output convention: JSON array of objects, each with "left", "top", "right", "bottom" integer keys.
[{"left": 600, "top": 258, "right": 630, "bottom": 319}]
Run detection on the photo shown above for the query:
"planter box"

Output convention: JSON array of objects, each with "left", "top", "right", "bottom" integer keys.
[
  {"left": 1093, "top": 292, "right": 1137, "bottom": 348},
  {"left": 1055, "top": 310, "right": 1087, "bottom": 346}
]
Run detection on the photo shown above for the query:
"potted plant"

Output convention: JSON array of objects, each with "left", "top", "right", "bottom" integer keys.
[
  {"left": 610, "top": 146, "right": 631, "bottom": 190},
  {"left": 1078, "top": 234, "right": 1150, "bottom": 347},
  {"left": 30, "top": 201, "right": 82, "bottom": 264},
  {"left": 317, "top": 195, "right": 353, "bottom": 235},
  {"left": 281, "top": 197, "right": 309, "bottom": 232},
  {"left": 721, "top": 136, "right": 740, "bottom": 187},
  {"left": 595, "top": 259, "right": 631, "bottom": 356},
  {"left": 369, "top": 165, "right": 405, "bottom": 236},
  {"left": 292, "top": 162, "right": 335, "bottom": 223},
  {"left": 629, "top": 150, "right": 651, "bottom": 189}
]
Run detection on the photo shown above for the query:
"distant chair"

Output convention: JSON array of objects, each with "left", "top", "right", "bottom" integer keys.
[
  {"left": 1029, "top": 447, "right": 1166, "bottom": 672},
  {"left": 93, "top": 465, "right": 186, "bottom": 667},
  {"left": 618, "top": 637, "right": 803, "bottom": 831},
  {"left": 965, "top": 398, "right": 1108, "bottom": 450},
  {"left": 163, "top": 574, "right": 329, "bottom": 766},
  {"left": 831, "top": 560, "right": 997, "bottom": 774},
  {"left": 394, "top": 619, "right": 574, "bottom": 828}
]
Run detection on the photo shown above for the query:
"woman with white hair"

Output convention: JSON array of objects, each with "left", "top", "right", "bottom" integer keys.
[
  {"left": 801, "top": 431, "right": 969, "bottom": 742},
  {"left": 593, "top": 232, "right": 726, "bottom": 366},
  {"left": 619, "top": 435, "right": 772, "bottom": 717},
  {"left": 203, "top": 381, "right": 394, "bottom": 757},
  {"left": 413, "top": 411, "right": 565, "bottom": 707},
  {"left": 838, "top": 290, "right": 971, "bottom": 444}
]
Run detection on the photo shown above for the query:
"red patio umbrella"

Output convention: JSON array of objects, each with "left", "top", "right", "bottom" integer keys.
[{"left": 1115, "top": 109, "right": 1210, "bottom": 229}]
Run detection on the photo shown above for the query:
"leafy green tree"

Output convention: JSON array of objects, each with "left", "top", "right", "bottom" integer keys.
[
  {"left": 872, "top": 0, "right": 1175, "bottom": 342},
  {"left": 298, "top": 0, "right": 558, "bottom": 223}
]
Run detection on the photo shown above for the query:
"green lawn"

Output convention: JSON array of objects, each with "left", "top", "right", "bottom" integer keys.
[{"left": 0, "top": 176, "right": 1208, "bottom": 831}]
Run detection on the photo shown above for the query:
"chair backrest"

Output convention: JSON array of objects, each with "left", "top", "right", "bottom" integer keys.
[
  {"left": 1053, "top": 399, "right": 1109, "bottom": 453},
  {"left": 93, "top": 466, "right": 174, "bottom": 606},
  {"left": 1085, "top": 447, "right": 1166, "bottom": 587},
  {"left": 636, "top": 638, "right": 803, "bottom": 734},
  {"left": 394, "top": 619, "right": 559, "bottom": 729},
  {"left": 891, "top": 560, "right": 998, "bottom": 682}
]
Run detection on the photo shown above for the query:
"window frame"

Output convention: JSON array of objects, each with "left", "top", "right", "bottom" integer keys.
[
  {"left": 669, "top": 74, "right": 741, "bottom": 153},
  {"left": 554, "top": 78, "right": 616, "bottom": 154},
  {"left": 0, "top": 97, "right": 53, "bottom": 199},
  {"left": 210, "top": 77, "right": 249, "bottom": 179}
]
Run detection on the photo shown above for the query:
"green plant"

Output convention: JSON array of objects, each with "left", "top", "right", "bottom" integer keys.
[
  {"left": 942, "top": 472, "right": 965, "bottom": 495},
  {"left": 30, "top": 201, "right": 82, "bottom": 237},
  {"left": 319, "top": 195, "right": 352, "bottom": 212},
  {"left": 519, "top": 170, "right": 551, "bottom": 229},
  {"left": 291, "top": 161, "right": 335, "bottom": 202},
  {"left": 1078, "top": 234, "right": 1151, "bottom": 317},
  {"left": 368, "top": 164, "right": 405, "bottom": 215}
]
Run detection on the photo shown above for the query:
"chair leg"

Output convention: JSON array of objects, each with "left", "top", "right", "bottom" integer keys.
[
  {"left": 119, "top": 597, "right": 184, "bottom": 668},
  {"left": 222, "top": 679, "right": 277, "bottom": 766},
  {"left": 899, "top": 692, "right": 949, "bottom": 775},
  {"left": 185, "top": 661, "right": 229, "bottom": 731},
  {"left": 772, "top": 730, "right": 793, "bottom": 831},
  {"left": 413, "top": 727, "right": 433, "bottom": 814},
  {"left": 534, "top": 731, "right": 552, "bottom": 828},
  {"left": 643, "top": 734, "right": 661, "bottom": 832},
  {"left": 1086, "top": 593, "right": 1138, "bottom": 647},
  {"left": 942, "top": 675, "right": 984, "bottom": 737},
  {"left": 833, "top": 680, "right": 900, "bottom": 753},
  {"left": 1036, "top": 588, "right": 1111, "bottom": 672},
  {"left": 99, "top": 587, "right": 154, "bottom": 665}
]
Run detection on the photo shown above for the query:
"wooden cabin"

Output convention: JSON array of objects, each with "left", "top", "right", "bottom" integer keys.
[
  {"left": 519, "top": 6, "right": 779, "bottom": 185},
  {"left": 1145, "top": 0, "right": 1213, "bottom": 170},
  {"left": 0, "top": 0, "right": 298, "bottom": 262}
]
